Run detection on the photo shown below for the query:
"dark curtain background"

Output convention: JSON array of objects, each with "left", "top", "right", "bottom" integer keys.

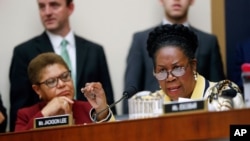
[{"left": 226, "top": 0, "right": 250, "bottom": 80}]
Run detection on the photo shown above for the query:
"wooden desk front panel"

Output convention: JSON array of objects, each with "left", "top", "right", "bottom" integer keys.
[{"left": 1, "top": 109, "right": 250, "bottom": 141}]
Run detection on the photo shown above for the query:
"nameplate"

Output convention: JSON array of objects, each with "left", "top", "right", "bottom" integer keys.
[
  {"left": 163, "top": 99, "right": 207, "bottom": 114},
  {"left": 34, "top": 114, "right": 73, "bottom": 129}
]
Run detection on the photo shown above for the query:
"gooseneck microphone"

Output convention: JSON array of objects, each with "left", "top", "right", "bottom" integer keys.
[{"left": 93, "top": 86, "right": 138, "bottom": 122}]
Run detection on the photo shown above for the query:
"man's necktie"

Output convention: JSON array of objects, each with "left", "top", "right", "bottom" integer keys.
[
  {"left": 60, "top": 39, "right": 72, "bottom": 70},
  {"left": 60, "top": 39, "right": 77, "bottom": 98}
]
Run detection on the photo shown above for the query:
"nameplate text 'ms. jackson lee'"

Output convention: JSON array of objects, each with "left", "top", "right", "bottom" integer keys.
[{"left": 34, "top": 114, "right": 73, "bottom": 129}]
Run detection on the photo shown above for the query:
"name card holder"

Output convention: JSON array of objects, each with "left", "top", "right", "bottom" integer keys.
[
  {"left": 163, "top": 99, "right": 208, "bottom": 115},
  {"left": 34, "top": 114, "right": 73, "bottom": 129}
]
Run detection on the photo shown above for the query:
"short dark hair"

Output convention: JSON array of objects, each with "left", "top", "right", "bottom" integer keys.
[
  {"left": 28, "top": 52, "right": 69, "bottom": 84},
  {"left": 147, "top": 24, "right": 198, "bottom": 65}
]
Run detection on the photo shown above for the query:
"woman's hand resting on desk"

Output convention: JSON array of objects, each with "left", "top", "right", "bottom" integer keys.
[{"left": 208, "top": 80, "right": 245, "bottom": 111}]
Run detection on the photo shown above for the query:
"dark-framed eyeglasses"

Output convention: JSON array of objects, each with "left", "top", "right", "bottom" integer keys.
[
  {"left": 37, "top": 70, "right": 71, "bottom": 88},
  {"left": 153, "top": 63, "right": 189, "bottom": 81}
]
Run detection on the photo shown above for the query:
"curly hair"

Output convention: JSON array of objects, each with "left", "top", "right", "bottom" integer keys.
[{"left": 147, "top": 24, "right": 198, "bottom": 64}]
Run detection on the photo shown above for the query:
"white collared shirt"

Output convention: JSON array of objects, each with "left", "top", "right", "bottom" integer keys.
[{"left": 162, "top": 18, "right": 189, "bottom": 27}]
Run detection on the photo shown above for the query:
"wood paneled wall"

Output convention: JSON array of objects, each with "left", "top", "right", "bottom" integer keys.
[{"left": 211, "top": 0, "right": 226, "bottom": 76}]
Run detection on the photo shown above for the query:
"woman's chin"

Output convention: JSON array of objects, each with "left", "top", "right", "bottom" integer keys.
[
  {"left": 167, "top": 91, "right": 180, "bottom": 99},
  {"left": 168, "top": 94, "right": 179, "bottom": 101}
]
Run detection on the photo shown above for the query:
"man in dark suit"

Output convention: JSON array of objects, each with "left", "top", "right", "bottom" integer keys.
[
  {"left": 123, "top": 0, "right": 225, "bottom": 114},
  {"left": 9, "top": 0, "right": 116, "bottom": 131},
  {"left": 230, "top": 37, "right": 250, "bottom": 92}
]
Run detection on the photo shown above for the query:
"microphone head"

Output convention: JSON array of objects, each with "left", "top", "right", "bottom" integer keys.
[{"left": 123, "top": 86, "right": 138, "bottom": 99}]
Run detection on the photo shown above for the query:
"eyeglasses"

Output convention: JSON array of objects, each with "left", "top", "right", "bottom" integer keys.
[
  {"left": 153, "top": 63, "right": 189, "bottom": 80},
  {"left": 37, "top": 71, "right": 71, "bottom": 88}
]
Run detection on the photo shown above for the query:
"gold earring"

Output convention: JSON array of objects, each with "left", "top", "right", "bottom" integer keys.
[{"left": 193, "top": 71, "right": 197, "bottom": 81}]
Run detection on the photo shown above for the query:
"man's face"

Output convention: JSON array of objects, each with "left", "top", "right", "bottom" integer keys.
[
  {"left": 160, "top": 0, "right": 193, "bottom": 22},
  {"left": 37, "top": 0, "right": 73, "bottom": 34}
]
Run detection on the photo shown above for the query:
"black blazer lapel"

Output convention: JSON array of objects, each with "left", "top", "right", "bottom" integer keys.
[{"left": 35, "top": 32, "right": 55, "bottom": 53}]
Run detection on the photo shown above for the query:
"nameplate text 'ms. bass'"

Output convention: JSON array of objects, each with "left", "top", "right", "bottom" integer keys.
[{"left": 163, "top": 99, "right": 207, "bottom": 115}]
